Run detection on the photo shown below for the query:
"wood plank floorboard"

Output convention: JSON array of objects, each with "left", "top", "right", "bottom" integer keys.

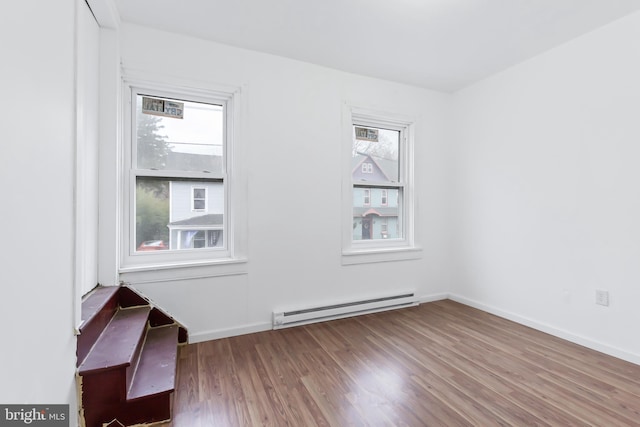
[{"left": 159, "top": 300, "right": 640, "bottom": 426}]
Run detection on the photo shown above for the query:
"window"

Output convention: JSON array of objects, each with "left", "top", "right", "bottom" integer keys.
[
  {"left": 193, "top": 230, "right": 206, "bottom": 248},
  {"left": 352, "top": 124, "right": 400, "bottom": 243},
  {"left": 342, "top": 105, "right": 419, "bottom": 264},
  {"left": 192, "top": 187, "right": 206, "bottom": 211},
  {"left": 131, "top": 93, "right": 223, "bottom": 254},
  {"left": 121, "top": 80, "right": 246, "bottom": 271},
  {"left": 363, "top": 189, "right": 371, "bottom": 206}
]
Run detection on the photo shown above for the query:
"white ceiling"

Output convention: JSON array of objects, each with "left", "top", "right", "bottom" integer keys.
[{"left": 113, "top": 0, "right": 640, "bottom": 93}]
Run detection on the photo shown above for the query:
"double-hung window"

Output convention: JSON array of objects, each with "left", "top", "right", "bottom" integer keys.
[
  {"left": 121, "top": 81, "right": 245, "bottom": 270},
  {"left": 342, "top": 105, "right": 419, "bottom": 264}
]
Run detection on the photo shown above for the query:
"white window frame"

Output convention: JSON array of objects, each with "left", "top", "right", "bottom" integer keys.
[
  {"left": 120, "top": 77, "right": 247, "bottom": 273},
  {"left": 381, "top": 189, "right": 388, "bottom": 206},
  {"left": 341, "top": 104, "right": 421, "bottom": 265}
]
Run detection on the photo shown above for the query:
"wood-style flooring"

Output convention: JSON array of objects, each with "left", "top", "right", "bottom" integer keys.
[{"left": 160, "top": 300, "right": 640, "bottom": 426}]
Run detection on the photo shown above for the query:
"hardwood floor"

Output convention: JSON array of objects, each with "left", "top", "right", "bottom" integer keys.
[{"left": 160, "top": 300, "right": 640, "bottom": 426}]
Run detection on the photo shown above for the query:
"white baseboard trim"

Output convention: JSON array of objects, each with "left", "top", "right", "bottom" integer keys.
[
  {"left": 188, "top": 321, "right": 272, "bottom": 344},
  {"left": 419, "top": 292, "right": 449, "bottom": 304},
  {"left": 448, "top": 293, "right": 640, "bottom": 366},
  {"left": 188, "top": 294, "right": 449, "bottom": 343},
  {"left": 187, "top": 293, "right": 639, "bottom": 367}
]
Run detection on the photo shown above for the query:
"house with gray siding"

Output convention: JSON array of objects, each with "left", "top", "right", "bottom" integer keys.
[
  {"left": 352, "top": 153, "right": 400, "bottom": 240},
  {"left": 168, "top": 181, "right": 224, "bottom": 249}
]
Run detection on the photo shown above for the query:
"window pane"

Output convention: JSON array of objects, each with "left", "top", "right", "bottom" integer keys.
[
  {"left": 136, "top": 95, "right": 223, "bottom": 174},
  {"left": 352, "top": 187, "right": 401, "bottom": 241},
  {"left": 352, "top": 126, "right": 399, "bottom": 182},
  {"left": 193, "top": 188, "right": 206, "bottom": 199},
  {"left": 208, "top": 230, "right": 222, "bottom": 247},
  {"left": 136, "top": 177, "right": 224, "bottom": 251},
  {"left": 193, "top": 231, "right": 206, "bottom": 248},
  {"left": 136, "top": 178, "right": 170, "bottom": 251}
]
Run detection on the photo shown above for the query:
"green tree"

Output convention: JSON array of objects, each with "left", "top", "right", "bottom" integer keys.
[
  {"left": 136, "top": 110, "right": 169, "bottom": 170},
  {"left": 136, "top": 182, "right": 170, "bottom": 247},
  {"left": 135, "top": 103, "right": 172, "bottom": 248}
]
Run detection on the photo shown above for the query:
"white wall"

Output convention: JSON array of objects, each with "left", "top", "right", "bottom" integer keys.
[
  {"left": 0, "top": 0, "right": 78, "bottom": 416},
  {"left": 76, "top": 0, "right": 101, "bottom": 299},
  {"left": 97, "top": 27, "right": 121, "bottom": 287},
  {"left": 451, "top": 12, "right": 640, "bottom": 363},
  {"left": 115, "top": 24, "right": 453, "bottom": 341}
]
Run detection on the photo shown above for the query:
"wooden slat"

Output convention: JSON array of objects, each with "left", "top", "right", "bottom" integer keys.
[
  {"left": 128, "top": 325, "right": 179, "bottom": 401},
  {"left": 78, "top": 306, "right": 151, "bottom": 375},
  {"left": 77, "top": 286, "right": 120, "bottom": 366},
  {"left": 158, "top": 300, "right": 640, "bottom": 426},
  {"left": 80, "top": 286, "right": 119, "bottom": 325}
]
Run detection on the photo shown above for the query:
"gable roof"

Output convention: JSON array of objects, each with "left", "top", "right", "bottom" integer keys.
[
  {"left": 169, "top": 214, "right": 223, "bottom": 227},
  {"left": 352, "top": 154, "right": 398, "bottom": 182}
]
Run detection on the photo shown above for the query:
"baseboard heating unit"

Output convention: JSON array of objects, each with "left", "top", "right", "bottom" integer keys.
[{"left": 272, "top": 291, "right": 419, "bottom": 329}]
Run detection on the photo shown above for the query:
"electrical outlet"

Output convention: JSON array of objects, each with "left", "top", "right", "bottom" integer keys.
[{"left": 595, "top": 290, "right": 609, "bottom": 306}]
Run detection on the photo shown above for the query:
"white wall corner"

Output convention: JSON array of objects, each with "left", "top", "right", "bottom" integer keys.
[
  {"left": 419, "top": 293, "right": 449, "bottom": 304},
  {"left": 87, "top": 0, "right": 121, "bottom": 29},
  {"left": 188, "top": 322, "right": 272, "bottom": 344}
]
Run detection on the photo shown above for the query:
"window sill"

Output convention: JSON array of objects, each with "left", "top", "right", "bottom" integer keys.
[
  {"left": 119, "top": 257, "right": 248, "bottom": 284},
  {"left": 341, "top": 246, "right": 422, "bottom": 265}
]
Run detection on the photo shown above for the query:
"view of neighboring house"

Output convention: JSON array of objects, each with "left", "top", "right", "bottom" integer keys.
[
  {"left": 166, "top": 152, "right": 224, "bottom": 249},
  {"left": 153, "top": 151, "right": 399, "bottom": 249},
  {"left": 351, "top": 153, "right": 400, "bottom": 240},
  {"left": 168, "top": 181, "right": 224, "bottom": 249},
  {"left": 155, "top": 152, "right": 400, "bottom": 250},
  {"left": 157, "top": 151, "right": 399, "bottom": 248}
]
